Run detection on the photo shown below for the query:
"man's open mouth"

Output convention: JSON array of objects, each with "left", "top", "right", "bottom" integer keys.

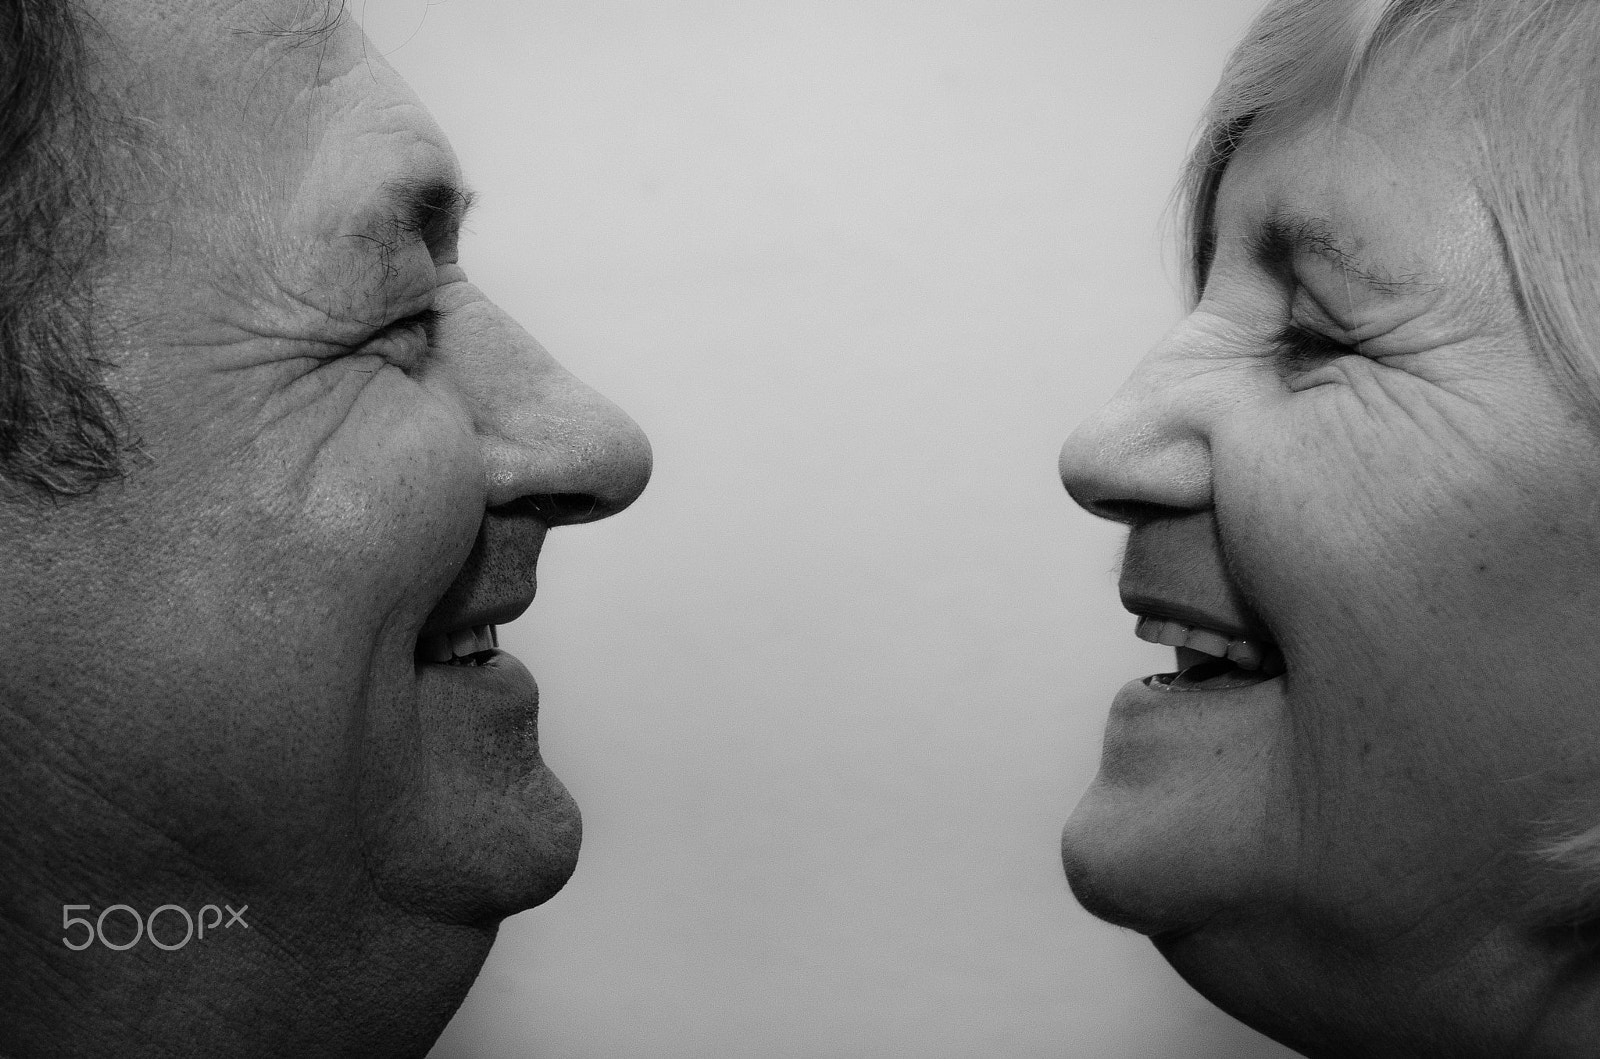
[
  {"left": 1134, "top": 615, "right": 1284, "bottom": 691},
  {"left": 416, "top": 624, "right": 499, "bottom": 667}
]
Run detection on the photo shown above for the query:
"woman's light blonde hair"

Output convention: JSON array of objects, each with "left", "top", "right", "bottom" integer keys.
[
  {"left": 1180, "top": 0, "right": 1600, "bottom": 912},
  {"left": 1183, "top": 0, "right": 1600, "bottom": 422}
]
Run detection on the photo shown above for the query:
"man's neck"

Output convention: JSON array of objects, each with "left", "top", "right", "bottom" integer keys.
[{"left": 1, "top": 779, "right": 496, "bottom": 1059}]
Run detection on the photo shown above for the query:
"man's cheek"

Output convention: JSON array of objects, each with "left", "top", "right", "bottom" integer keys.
[{"left": 284, "top": 379, "right": 485, "bottom": 604}]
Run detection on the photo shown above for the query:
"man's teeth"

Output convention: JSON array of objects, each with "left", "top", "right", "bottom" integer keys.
[
  {"left": 419, "top": 625, "right": 496, "bottom": 664},
  {"left": 1134, "top": 616, "right": 1276, "bottom": 672}
]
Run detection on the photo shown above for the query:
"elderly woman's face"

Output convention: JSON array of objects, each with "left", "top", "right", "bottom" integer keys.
[{"left": 1060, "top": 55, "right": 1600, "bottom": 1049}]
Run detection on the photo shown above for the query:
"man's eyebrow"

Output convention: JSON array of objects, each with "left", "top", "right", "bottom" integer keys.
[
  {"left": 1248, "top": 209, "right": 1435, "bottom": 297},
  {"left": 373, "top": 176, "right": 479, "bottom": 249}
]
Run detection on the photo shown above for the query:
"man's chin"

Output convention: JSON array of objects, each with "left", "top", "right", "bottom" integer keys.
[
  {"left": 383, "top": 651, "right": 582, "bottom": 922},
  {"left": 366, "top": 650, "right": 584, "bottom": 925},
  {"left": 372, "top": 762, "right": 582, "bottom": 926}
]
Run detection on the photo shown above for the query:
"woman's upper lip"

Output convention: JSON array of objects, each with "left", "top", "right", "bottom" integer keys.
[
  {"left": 1115, "top": 513, "right": 1274, "bottom": 643},
  {"left": 1119, "top": 591, "right": 1275, "bottom": 645}
]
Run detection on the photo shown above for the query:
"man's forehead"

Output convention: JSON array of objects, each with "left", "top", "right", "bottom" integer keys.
[
  {"left": 80, "top": 0, "right": 465, "bottom": 322},
  {"left": 86, "top": 0, "right": 353, "bottom": 71},
  {"left": 83, "top": 0, "right": 458, "bottom": 204}
]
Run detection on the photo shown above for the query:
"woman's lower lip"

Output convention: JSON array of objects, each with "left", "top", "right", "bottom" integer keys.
[
  {"left": 1108, "top": 668, "right": 1285, "bottom": 720},
  {"left": 1149, "top": 656, "right": 1283, "bottom": 691},
  {"left": 1093, "top": 674, "right": 1285, "bottom": 791}
]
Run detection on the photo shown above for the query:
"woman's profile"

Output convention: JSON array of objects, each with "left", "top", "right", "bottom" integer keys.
[{"left": 1060, "top": 1, "right": 1600, "bottom": 1054}]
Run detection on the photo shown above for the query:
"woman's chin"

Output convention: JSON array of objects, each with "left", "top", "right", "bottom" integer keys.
[
  {"left": 1062, "top": 791, "right": 1206, "bottom": 936},
  {"left": 1061, "top": 762, "right": 1279, "bottom": 938},
  {"left": 1064, "top": 678, "right": 1290, "bottom": 935}
]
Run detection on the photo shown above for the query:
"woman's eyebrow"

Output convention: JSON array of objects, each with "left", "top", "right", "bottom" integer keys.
[{"left": 1248, "top": 208, "right": 1437, "bottom": 297}]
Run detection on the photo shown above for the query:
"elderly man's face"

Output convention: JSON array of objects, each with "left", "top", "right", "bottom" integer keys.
[
  {"left": 3, "top": 0, "right": 647, "bottom": 1042},
  {"left": 1059, "top": 51, "right": 1600, "bottom": 1056}
]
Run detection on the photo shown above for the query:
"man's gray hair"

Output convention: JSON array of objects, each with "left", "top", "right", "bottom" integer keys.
[{"left": 0, "top": 0, "right": 124, "bottom": 499}]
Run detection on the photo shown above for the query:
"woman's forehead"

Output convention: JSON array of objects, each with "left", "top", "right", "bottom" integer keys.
[{"left": 1209, "top": 54, "right": 1485, "bottom": 282}]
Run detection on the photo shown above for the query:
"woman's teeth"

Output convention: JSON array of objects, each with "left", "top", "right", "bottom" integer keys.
[
  {"left": 1134, "top": 615, "right": 1285, "bottom": 690},
  {"left": 1136, "top": 616, "right": 1276, "bottom": 670},
  {"left": 418, "top": 625, "right": 496, "bottom": 665}
]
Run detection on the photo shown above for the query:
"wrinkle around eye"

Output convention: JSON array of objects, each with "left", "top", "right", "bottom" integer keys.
[
  {"left": 1350, "top": 362, "right": 1500, "bottom": 458},
  {"left": 258, "top": 348, "right": 473, "bottom": 477},
  {"left": 356, "top": 311, "right": 436, "bottom": 373},
  {"left": 1277, "top": 335, "right": 1424, "bottom": 395},
  {"left": 1285, "top": 338, "right": 1496, "bottom": 452},
  {"left": 269, "top": 350, "right": 394, "bottom": 415}
]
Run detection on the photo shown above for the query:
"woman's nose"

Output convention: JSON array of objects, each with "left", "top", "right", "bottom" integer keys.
[
  {"left": 1058, "top": 322, "right": 1214, "bottom": 523},
  {"left": 450, "top": 290, "right": 652, "bottom": 523}
]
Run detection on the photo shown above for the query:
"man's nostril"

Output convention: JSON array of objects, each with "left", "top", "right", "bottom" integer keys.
[{"left": 511, "top": 492, "right": 608, "bottom": 526}]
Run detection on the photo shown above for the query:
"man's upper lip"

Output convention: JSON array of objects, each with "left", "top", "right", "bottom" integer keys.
[
  {"left": 418, "top": 513, "right": 546, "bottom": 638},
  {"left": 1120, "top": 592, "right": 1274, "bottom": 644},
  {"left": 421, "top": 597, "right": 532, "bottom": 638}
]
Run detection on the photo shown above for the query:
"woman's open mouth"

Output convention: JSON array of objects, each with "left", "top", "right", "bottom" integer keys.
[{"left": 1134, "top": 615, "right": 1285, "bottom": 691}]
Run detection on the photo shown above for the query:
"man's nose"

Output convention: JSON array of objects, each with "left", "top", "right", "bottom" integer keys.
[
  {"left": 1058, "top": 321, "right": 1214, "bottom": 524},
  {"left": 455, "top": 294, "right": 652, "bottom": 523}
]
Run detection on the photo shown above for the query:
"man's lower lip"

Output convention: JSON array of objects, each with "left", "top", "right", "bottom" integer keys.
[
  {"left": 414, "top": 648, "right": 547, "bottom": 767},
  {"left": 416, "top": 648, "right": 541, "bottom": 714}
]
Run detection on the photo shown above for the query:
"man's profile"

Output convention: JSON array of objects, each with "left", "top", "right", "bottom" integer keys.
[{"left": 0, "top": 1, "right": 651, "bottom": 1055}]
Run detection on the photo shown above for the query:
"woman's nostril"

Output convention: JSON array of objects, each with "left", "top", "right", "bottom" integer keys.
[{"left": 1091, "top": 499, "right": 1182, "bottom": 526}]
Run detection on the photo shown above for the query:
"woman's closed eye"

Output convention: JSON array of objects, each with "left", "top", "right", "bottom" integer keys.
[{"left": 1275, "top": 323, "right": 1358, "bottom": 371}]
